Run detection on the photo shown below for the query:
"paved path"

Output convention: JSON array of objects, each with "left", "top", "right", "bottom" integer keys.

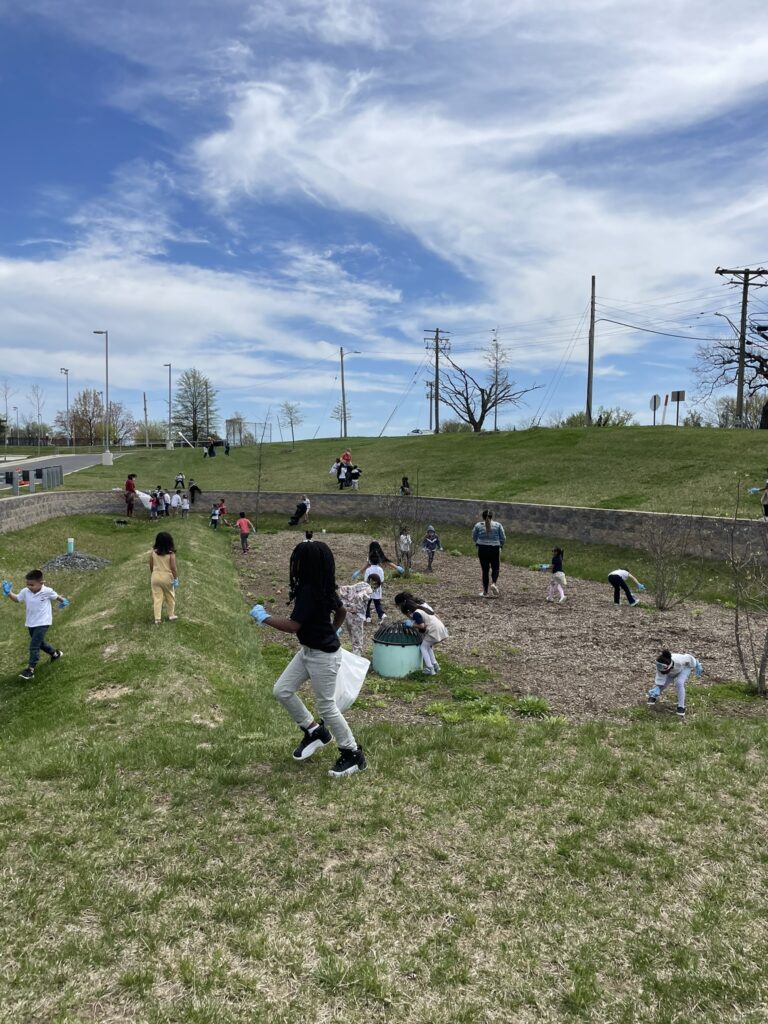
[{"left": 1, "top": 452, "right": 122, "bottom": 475}]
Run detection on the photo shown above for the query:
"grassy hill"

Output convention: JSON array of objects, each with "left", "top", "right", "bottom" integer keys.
[
  {"left": 57, "top": 427, "right": 767, "bottom": 517},
  {"left": 1, "top": 514, "right": 767, "bottom": 1022}
]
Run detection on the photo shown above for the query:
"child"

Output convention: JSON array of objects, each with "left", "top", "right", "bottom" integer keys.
[
  {"left": 545, "top": 547, "right": 566, "bottom": 603},
  {"left": 217, "top": 500, "right": 230, "bottom": 528},
  {"left": 163, "top": 490, "right": 172, "bottom": 517},
  {"left": 170, "top": 491, "right": 182, "bottom": 516},
  {"left": 149, "top": 491, "right": 159, "bottom": 520},
  {"left": 338, "top": 580, "right": 373, "bottom": 656},
  {"left": 174, "top": 472, "right": 185, "bottom": 491},
  {"left": 349, "top": 466, "right": 361, "bottom": 490},
  {"left": 236, "top": 511, "right": 255, "bottom": 552},
  {"left": 210, "top": 503, "right": 220, "bottom": 529},
  {"left": 397, "top": 525, "right": 413, "bottom": 570},
  {"left": 648, "top": 650, "right": 702, "bottom": 718},
  {"left": 149, "top": 532, "right": 179, "bottom": 624},
  {"left": 422, "top": 525, "right": 442, "bottom": 573},
  {"left": 607, "top": 568, "right": 644, "bottom": 606},
  {"left": 250, "top": 540, "right": 366, "bottom": 777},
  {"left": 181, "top": 493, "right": 190, "bottom": 518},
  {"left": 400, "top": 476, "right": 412, "bottom": 496},
  {"left": 3, "top": 571, "right": 69, "bottom": 679},
  {"left": 394, "top": 592, "right": 448, "bottom": 675},
  {"left": 363, "top": 554, "right": 386, "bottom": 623}
]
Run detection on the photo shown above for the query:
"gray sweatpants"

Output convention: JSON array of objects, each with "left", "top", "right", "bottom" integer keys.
[{"left": 273, "top": 646, "right": 356, "bottom": 750}]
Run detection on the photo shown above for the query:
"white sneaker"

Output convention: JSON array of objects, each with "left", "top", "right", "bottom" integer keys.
[
  {"left": 380, "top": 614, "right": 387, "bottom": 621},
  {"left": 478, "top": 591, "right": 487, "bottom": 598},
  {"left": 546, "top": 597, "right": 553, "bottom": 603},
  {"left": 490, "top": 582, "right": 499, "bottom": 597},
  {"left": 559, "top": 595, "right": 566, "bottom": 603}
]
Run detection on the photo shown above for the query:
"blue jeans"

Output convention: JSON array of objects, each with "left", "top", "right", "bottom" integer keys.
[{"left": 28, "top": 625, "right": 56, "bottom": 667}]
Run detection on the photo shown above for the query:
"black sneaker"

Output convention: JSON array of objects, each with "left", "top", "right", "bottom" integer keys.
[
  {"left": 19, "top": 667, "right": 34, "bottom": 680},
  {"left": 50, "top": 650, "right": 63, "bottom": 662},
  {"left": 292, "top": 721, "right": 332, "bottom": 761},
  {"left": 647, "top": 696, "right": 657, "bottom": 707},
  {"left": 676, "top": 706, "right": 686, "bottom": 718},
  {"left": 328, "top": 746, "right": 367, "bottom": 778}
]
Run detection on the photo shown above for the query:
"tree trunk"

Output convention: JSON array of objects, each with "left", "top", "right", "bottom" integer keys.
[{"left": 760, "top": 400, "right": 768, "bottom": 430}]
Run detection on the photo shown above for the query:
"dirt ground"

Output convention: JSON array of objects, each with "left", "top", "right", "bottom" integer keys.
[{"left": 236, "top": 530, "right": 763, "bottom": 723}]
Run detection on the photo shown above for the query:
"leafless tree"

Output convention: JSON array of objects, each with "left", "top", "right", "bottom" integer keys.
[
  {"left": 728, "top": 486, "right": 768, "bottom": 696},
  {"left": 640, "top": 512, "right": 708, "bottom": 611},
  {"left": 280, "top": 401, "right": 304, "bottom": 447},
  {"left": 695, "top": 323, "right": 768, "bottom": 428},
  {"left": 438, "top": 353, "right": 540, "bottom": 432}
]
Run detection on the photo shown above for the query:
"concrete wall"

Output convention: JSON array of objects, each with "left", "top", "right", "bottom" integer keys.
[{"left": 1, "top": 489, "right": 765, "bottom": 562}]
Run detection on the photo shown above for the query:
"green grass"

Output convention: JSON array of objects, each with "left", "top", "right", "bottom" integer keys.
[
  {"left": 52, "top": 426, "right": 768, "bottom": 517},
  {"left": 1, "top": 516, "right": 768, "bottom": 1022}
]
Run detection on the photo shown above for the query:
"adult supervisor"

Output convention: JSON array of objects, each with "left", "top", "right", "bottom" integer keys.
[
  {"left": 124, "top": 474, "right": 137, "bottom": 517},
  {"left": 472, "top": 508, "right": 506, "bottom": 597}
]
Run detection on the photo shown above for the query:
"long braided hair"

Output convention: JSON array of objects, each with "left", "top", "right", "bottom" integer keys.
[
  {"left": 288, "top": 540, "right": 339, "bottom": 613},
  {"left": 393, "top": 591, "right": 433, "bottom": 615}
]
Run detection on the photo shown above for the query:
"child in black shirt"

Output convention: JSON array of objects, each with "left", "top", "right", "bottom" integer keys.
[{"left": 250, "top": 540, "right": 366, "bottom": 777}]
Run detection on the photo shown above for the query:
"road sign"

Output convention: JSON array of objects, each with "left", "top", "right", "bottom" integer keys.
[{"left": 650, "top": 394, "right": 661, "bottom": 425}]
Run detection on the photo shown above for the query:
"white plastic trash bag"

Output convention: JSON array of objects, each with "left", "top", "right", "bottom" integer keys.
[{"left": 335, "top": 648, "right": 370, "bottom": 712}]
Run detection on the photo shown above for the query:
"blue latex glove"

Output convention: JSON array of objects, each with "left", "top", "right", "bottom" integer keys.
[
  {"left": 2, "top": 579, "right": 11, "bottom": 596},
  {"left": 749, "top": 487, "right": 761, "bottom": 495},
  {"left": 538, "top": 563, "right": 550, "bottom": 571},
  {"left": 250, "top": 604, "right": 271, "bottom": 624},
  {"left": 637, "top": 583, "right": 646, "bottom": 592},
  {"left": 336, "top": 627, "right": 343, "bottom": 637},
  {"left": 395, "top": 565, "right": 405, "bottom": 575},
  {"left": 695, "top": 659, "right": 703, "bottom": 679},
  {"left": 648, "top": 685, "right": 661, "bottom": 699},
  {"left": 404, "top": 618, "right": 415, "bottom": 627},
  {"left": 172, "top": 578, "right": 180, "bottom": 589},
  {"left": 57, "top": 597, "right": 69, "bottom": 609},
  {"left": 351, "top": 569, "right": 361, "bottom": 580}
]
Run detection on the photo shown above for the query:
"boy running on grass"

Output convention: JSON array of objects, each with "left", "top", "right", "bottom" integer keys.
[{"left": 3, "top": 571, "right": 69, "bottom": 680}]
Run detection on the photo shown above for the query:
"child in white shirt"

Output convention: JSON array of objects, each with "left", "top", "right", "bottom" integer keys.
[
  {"left": 648, "top": 650, "right": 702, "bottom": 719},
  {"left": 3, "top": 570, "right": 69, "bottom": 679},
  {"left": 397, "top": 526, "right": 413, "bottom": 570}
]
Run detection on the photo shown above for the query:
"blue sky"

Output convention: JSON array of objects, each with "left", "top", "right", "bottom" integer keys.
[{"left": 2, "top": 0, "right": 768, "bottom": 438}]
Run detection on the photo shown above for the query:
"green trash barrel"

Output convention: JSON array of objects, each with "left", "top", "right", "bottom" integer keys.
[{"left": 371, "top": 621, "right": 423, "bottom": 677}]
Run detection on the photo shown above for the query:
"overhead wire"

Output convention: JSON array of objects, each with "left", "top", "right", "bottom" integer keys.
[
  {"left": 378, "top": 353, "right": 432, "bottom": 436},
  {"left": 530, "top": 304, "right": 589, "bottom": 426}
]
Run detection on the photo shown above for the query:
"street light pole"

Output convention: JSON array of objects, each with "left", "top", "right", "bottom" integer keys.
[
  {"left": 163, "top": 363, "right": 172, "bottom": 449},
  {"left": 339, "top": 347, "right": 361, "bottom": 439},
  {"left": 93, "top": 330, "right": 111, "bottom": 462},
  {"left": 13, "top": 406, "right": 18, "bottom": 445},
  {"left": 60, "top": 368, "right": 70, "bottom": 447}
]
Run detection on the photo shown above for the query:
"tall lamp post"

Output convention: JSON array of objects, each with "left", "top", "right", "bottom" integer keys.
[
  {"left": 339, "top": 347, "right": 361, "bottom": 439},
  {"left": 60, "top": 368, "right": 70, "bottom": 447},
  {"left": 12, "top": 406, "right": 18, "bottom": 446},
  {"left": 93, "top": 330, "right": 112, "bottom": 463},
  {"left": 163, "top": 363, "right": 172, "bottom": 449}
]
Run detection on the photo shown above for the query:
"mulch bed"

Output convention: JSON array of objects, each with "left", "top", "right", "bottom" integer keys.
[{"left": 235, "top": 530, "right": 765, "bottom": 723}]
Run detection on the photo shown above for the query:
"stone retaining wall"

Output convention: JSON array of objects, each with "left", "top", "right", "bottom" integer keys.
[{"left": 1, "top": 489, "right": 764, "bottom": 563}]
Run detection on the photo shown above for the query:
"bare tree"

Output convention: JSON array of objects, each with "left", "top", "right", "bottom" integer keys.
[
  {"left": 279, "top": 401, "right": 304, "bottom": 447},
  {"left": 226, "top": 413, "right": 248, "bottom": 446},
  {"left": 695, "top": 324, "right": 768, "bottom": 428},
  {"left": 1, "top": 379, "right": 16, "bottom": 444},
  {"left": 640, "top": 513, "right": 708, "bottom": 611},
  {"left": 330, "top": 401, "right": 348, "bottom": 438},
  {"left": 438, "top": 353, "right": 540, "bottom": 432},
  {"left": 728, "top": 487, "right": 768, "bottom": 696},
  {"left": 28, "top": 384, "right": 46, "bottom": 441}
]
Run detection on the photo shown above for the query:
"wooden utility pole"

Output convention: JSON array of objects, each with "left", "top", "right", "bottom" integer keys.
[
  {"left": 586, "top": 275, "right": 596, "bottom": 426},
  {"left": 715, "top": 267, "right": 768, "bottom": 426},
  {"left": 143, "top": 392, "right": 149, "bottom": 448},
  {"left": 425, "top": 380, "right": 434, "bottom": 431},
  {"left": 424, "top": 328, "right": 450, "bottom": 434}
]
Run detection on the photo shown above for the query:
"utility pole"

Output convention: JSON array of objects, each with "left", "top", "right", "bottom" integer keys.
[
  {"left": 339, "top": 347, "right": 361, "bottom": 439},
  {"left": 715, "top": 267, "right": 768, "bottom": 426},
  {"left": 424, "top": 327, "right": 450, "bottom": 435},
  {"left": 489, "top": 327, "right": 501, "bottom": 432},
  {"left": 143, "top": 392, "right": 149, "bottom": 448},
  {"left": 425, "top": 380, "right": 434, "bottom": 431},
  {"left": 586, "top": 275, "right": 595, "bottom": 426}
]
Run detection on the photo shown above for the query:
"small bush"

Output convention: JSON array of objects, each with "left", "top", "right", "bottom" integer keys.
[{"left": 512, "top": 695, "right": 552, "bottom": 718}]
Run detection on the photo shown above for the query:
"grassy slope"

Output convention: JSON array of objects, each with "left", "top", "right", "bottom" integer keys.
[
  {"left": 1, "top": 517, "right": 768, "bottom": 1022},
  {"left": 57, "top": 427, "right": 767, "bottom": 516}
]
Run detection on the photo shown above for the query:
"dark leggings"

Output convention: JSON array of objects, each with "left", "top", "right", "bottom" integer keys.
[
  {"left": 366, "top": 598, "right": 385, "bottom": 620},
  {"left": 608, "top": 573, "right": 634, "bottom": 605},
  {"left": 28, "top": 625, "right": 55, "bottom": 667},
  {"left": 477, "top": 545, "right": 500, "bottom": 593}
]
